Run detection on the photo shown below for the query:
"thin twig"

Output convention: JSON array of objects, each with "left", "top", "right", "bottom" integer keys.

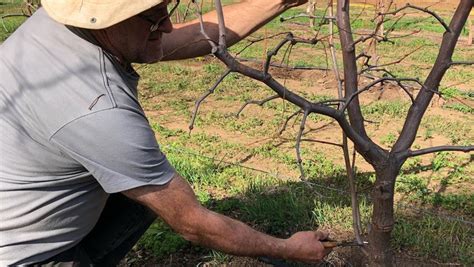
[
  {"left": 193, "top": 0, "right": 218, "bottom": 53},
  {"left": 343, "top": 77, "right": 422, "bottom": 113},
  {"left": 236, "top": 95, "right": 279, "bottom": 117},
  {"left": 380, "top": 3, "right": 451, "bottom": 32},
  {"left": 189, "top": 69, "right": 231, "bottom": 132},
  {"left": 279, "top": 109, "right": 302, "bottom": 135},
  {"left": 280, "top": 13, "right": 336, "bottom": 22},
  {"left": 295, "top": 111, "right": 309, "bottom": 180}
]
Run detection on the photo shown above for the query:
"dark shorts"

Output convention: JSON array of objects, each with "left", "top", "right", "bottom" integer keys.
[{"left": 33, "top": 194, "right": 156, "bottom": 267}]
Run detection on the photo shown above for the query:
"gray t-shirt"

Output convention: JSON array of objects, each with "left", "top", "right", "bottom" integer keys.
[{"left": 0, "top": 8, "right": 175, "bottom": 265}]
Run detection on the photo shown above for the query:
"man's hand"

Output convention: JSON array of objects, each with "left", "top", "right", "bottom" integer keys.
[{"left": 284, "top": 231, "right": 332, "bottom": 263}]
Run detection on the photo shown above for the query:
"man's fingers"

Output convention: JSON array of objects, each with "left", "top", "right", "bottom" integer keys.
[
  {"left": 321, "top": 241, "right": 337, "bottom": 249},
  {"left": 314, "top": 230, "right": 329, "bottom": 241}
]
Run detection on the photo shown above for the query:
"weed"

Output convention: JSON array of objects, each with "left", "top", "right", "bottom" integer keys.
[
  {"left": 430, "top": 193, "right": 474, "bottom": 214},
  {"left": 396, "top": 174, "right": 430, "bottom": 200},
  {"left": 251, "top": 143, "right": 295, "bottom": 166},
  {"left": 150, "top": 123, "right": 184, "bottom": 138},
  {"left": 421, "top": 115, "right": 473, "bottom": 145},
  {"left": 204, "top": 63, "right": 225, "bottom": 75},
  {"left": 301, "top": 151, "right": 345, "bottom": 180},
  {"left": 439, "top": 86, "right": 463, "bottom": 99},
  {"left": 401, "top": 157, "right": 423, "bottom": 172},
  {"left": 0, "top": 15, "right": 26, "bottom": 41},
  {"left": 203, "top": 250, "right": 232, "bottom": 265},
  {"left": 239, "top": 180, "right": 316, "bottom": 236},
  {"left": 313, "top": 197, "right": 372, "bottom": 231},
  {"left": 380, "top": 132, "right": 397, "bottom": 148},
  {"left": 444, "top": 103, "right": 474, "bottom": 114},
  {"left": 431, "top": 152, "right": 454, "bottom": 171},
  {"left": 423, "top": 128, "right": 433, "bottom": 140},
  {"left": 443, "top": 68, "right": 474, "bottom": 82},
  {"left": 362, "top": 101, "right": 410, "bottom": 118},
  {"left": 137, "top": 221, "right": 189, "bottom": 258}
]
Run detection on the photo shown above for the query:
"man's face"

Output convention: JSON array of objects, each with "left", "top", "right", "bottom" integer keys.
[{"left": 94, "top": 1, "right": 174, "bottom": 63}]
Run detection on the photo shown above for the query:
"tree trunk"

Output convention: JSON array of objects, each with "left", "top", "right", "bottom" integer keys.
[{"left": 368, "top": 160, "right": 401, "bottom": 266}]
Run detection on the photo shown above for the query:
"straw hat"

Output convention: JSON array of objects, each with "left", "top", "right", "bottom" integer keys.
[{"left": 41, "top": 0, "right": 165, "bottom": 29}]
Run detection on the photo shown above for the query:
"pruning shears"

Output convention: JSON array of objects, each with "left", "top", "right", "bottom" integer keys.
[{"left": 321, "top": 238, "right": 369, "bottom": 248}]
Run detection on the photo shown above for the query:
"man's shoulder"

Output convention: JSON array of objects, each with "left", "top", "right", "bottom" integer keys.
[{"left": 0, "top": 8, "right": 116, "bottom": 138}]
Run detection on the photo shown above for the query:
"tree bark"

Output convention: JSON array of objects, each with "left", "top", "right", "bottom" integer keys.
[
  {"left": 368, "top": 158, "right": 401, "bottom": 267},
  {"left": 369, "top": 162, "right": 399, "bottom": 266}
]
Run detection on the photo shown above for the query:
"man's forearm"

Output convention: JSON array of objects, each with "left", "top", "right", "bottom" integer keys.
[
  {"left": 161, "top": 0, "right": 289, "bottom": 60},
  {"left": 182, "top": 207, "right": 289, "bottom": 259},
  {"left": 124, "top": 175, "right": 328, "bottom": 262}
]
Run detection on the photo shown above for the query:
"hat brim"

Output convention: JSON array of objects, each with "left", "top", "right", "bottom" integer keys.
[{"left": 41, "top": 0, "right": 165, "bottom": 29}]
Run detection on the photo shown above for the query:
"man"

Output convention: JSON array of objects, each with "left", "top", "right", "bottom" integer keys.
[{"left": 0, "top": 0, "right": 331, "bottom": 265}]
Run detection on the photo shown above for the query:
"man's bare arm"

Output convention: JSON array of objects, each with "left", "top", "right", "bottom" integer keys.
[
  {"left": 161, "top": 0, "right": 306, "bottom": 60},
  {"left": 122, "top": 174, "right": 329, "bottom": 263}
]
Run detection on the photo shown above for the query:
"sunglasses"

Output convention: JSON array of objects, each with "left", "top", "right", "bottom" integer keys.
[{"left": 138, "top": 0, "right": 180, "bottom": 32}]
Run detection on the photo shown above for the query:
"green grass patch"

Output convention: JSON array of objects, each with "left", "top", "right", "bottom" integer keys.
[
  {"left": 421, "top": 115, "right": 473, "bottom": 145},
  {"left": 444, "top": 103, "right": 474, "bottom": 114},
  {"left": 362, "top": 100, "right": 410, "bottom": 118},
  {"left": 392, "top": 213, "right": 474, "bottom": 265},
  {"left": 0, "top": 15, "right": 26, "bottom": 41},
  {"left": 137, "top": 221, "right": 191, "bottom": 258}
]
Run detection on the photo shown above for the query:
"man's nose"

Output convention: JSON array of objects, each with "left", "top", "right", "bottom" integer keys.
[{"left": 158, "top": 17, "right": 173, "bottom": 33}]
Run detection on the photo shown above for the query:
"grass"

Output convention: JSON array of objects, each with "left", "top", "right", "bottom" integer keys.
[
  {"left": 136, "top": 136, "right": 473, "bottom": 265},
  {"left": 0, "top": 15, "right": 26, "bottom": 41},
  {"left": 0, "top": 0, "right": 28, "bottom": 41},
  {"left": 421, "top": 115, "right": 473, "bottom": 145},
  {"left": 392, "top": 213, "right": 474, "bottom": 264},
  {"left": 362, "top": 100, "right": 410, "bottom": 118}
]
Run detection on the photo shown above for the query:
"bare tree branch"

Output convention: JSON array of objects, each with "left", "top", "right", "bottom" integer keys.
[
  {"left": 343, "top": 77, "right": 421, "bottom": 113},
  {"left": 193, "top": 0, "right": 218, "bottom": 52},
  {"left": 300, "top": 138, "right": 343, "bottom": 147},
  {"left": 278, "top": 109, "right": 302, "bottom": 135},
  {"left": 296, "top": 111, "right": 310, "bottom": 180},
  {"left": 380, "top": 3, "right": 451, "bottom": 32},
  {"left": 405, "top": 145, "right": 474, "bottom": 158},
  {"left": 279, "top": 13, "right": 336, "bottom": 23},
  {"left": 214, "top": 0, "right": 227, "bottom": 49},
  {"left": 235, "top": 32, "right": 291, "bottom": 57},
  {"left": 329, "top": 1, "right": 364, "bottom": 245},
  {"left": 336, "top": 0, "right": 375, "bottom": 156},
  {"left": 189, "top": 69, "right": 231, "bottom": 132},
  {"left": 237, "top": 57, "right": 330, "bottom": 71},
  {"left": 449, "top": 61, "right": 474, "bottom": 66},
  {"left": 236, "top": 95, "right": 279, "bottom": 117},
  {"left": 393, "top": 0, "right": 472, "bottom": 153},
  {"left": 360, "top": 45, "right": 427, "bottom": 75}
]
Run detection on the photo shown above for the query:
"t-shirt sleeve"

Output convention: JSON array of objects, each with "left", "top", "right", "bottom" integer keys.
[{"left": 50, "top": 108, "right": 176, "bottom": 193}]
